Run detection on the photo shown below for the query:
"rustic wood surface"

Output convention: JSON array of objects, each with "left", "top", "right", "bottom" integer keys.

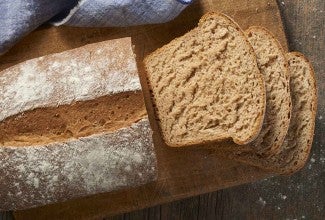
[{"left": 0, "top": 0, "right": 323, "bottom": 219}]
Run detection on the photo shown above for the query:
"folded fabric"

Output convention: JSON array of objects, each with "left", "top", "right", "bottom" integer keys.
[
  {"left": 52, "top": 0, "right": 193, "bottom": 27},
  {"left": 0, "top": 0, "right": 77, "bottom": 55},
  {"left": 0, "top": 0, "right": 192, "bottom": 55}
]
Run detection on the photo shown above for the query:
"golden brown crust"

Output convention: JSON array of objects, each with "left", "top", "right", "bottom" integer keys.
[{"left": 0, "top": 91, "right": 146, "bottom": 147}]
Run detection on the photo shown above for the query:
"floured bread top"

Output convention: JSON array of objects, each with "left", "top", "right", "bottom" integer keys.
[
  {"left": 145, "top": 12, "right": 266, "bottom": 147},
  {"left": 0, "top": 118, "right": 157, "bottom": 210},
  {"left": 246, "top": 27, "right": 291, "bottom": 156},
  {"left": 0, "top": 37, "right": 141, "bottom": 122},
  {"left": 0, "top": 38, "right": 146, "bottom": 147}
]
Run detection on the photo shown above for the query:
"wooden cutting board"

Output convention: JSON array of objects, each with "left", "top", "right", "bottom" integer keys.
[{"left": 1, "top": 0, "right": 288, "bottom": 219}]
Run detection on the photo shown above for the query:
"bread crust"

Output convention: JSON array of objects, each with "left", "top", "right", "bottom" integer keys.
[{"left": 0, "top": 118, "right": 156, "bottom": 211}]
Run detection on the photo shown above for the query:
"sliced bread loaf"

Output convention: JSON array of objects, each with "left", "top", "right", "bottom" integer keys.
[
  {"left": 144, "top": 12, "right": 266, "bottom": 147},
  {"left": 221, "top": 52, "right": 317, "bottom": 174}
]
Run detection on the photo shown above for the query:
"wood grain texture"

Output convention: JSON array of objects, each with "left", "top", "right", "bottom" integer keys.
[{"left": 1, "top": 0, "right": 321, "bottom": 219}]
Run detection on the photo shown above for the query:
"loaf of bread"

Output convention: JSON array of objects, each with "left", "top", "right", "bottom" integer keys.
[
  {"left": 144, "top": 12, "right": 266, "bottom": 147},
  {"left": 0, "top": 38, "right": 157, "bottom": 210}
]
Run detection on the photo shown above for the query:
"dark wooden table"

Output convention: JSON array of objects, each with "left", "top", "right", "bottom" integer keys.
[{"left": 1, "top": 0, "right": 324, "bottom": 219}]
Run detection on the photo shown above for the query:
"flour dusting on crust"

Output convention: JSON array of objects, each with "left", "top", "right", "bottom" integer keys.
[
  {"left": 0, "top": 118, "right": 156, "bottom": 210},
  {"left": 0, "top": 37, "right": 141, "bottom": 122}
]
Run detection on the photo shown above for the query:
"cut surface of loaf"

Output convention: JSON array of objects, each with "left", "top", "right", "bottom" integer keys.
[
  {"left": 245, "top": 27, "right": 291, "bottom": 156},
  {"left": 222, "top": 52, "right": 317, "bottom": 174},
  {"left": 0, "top": 38, "right": 157, "bottom": 210},
  {"left": 145, "top": 12, "right": 266, "bottom": 147}
]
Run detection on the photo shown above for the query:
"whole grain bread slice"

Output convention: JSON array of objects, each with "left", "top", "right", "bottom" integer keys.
[
  {"left": 221, "top": 52, "right": 317, "bottom": 174},
  {"left": 144, "top": 12, "right": 266, "bottom": 147},
  {"left": 245, "top": 27, "right": 292, "bottom": 156},
  {"left": 215, "top": 26, "right": 292, "bottom": 156},
  {"left": 207, "top": 27, "right": 291, "bottom": 156}
]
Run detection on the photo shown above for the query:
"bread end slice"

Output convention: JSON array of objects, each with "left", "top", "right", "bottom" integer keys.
[
  {"left": 279, "top": 52, "right": 317, "bottom": 174},
  {"left": 144, "top": 12, "right": 266, "bottom": 147}
]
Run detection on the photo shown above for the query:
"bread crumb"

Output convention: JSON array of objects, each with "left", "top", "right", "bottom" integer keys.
[
  {"left": 34, "top": 178, "right": 40, "bottom": 189},
  {"left": 258, "top": 197, "right": 266, "bottom": 206},
  {"left": 310, "top": 158, "right": 316, "bottom": 163},
  {"left": 279, "top": 193, "right": 287, "bottom": 200},
  {"left": 319, "top": 115, "right": 323, "bottom": 120},
  {"left": 125, "top": 165, "right": 132, "bottom": 171}
]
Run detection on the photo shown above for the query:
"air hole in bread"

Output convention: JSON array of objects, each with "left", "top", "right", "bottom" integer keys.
[{"left": 0, "top": 91, "right": 146, "bottom": 147}]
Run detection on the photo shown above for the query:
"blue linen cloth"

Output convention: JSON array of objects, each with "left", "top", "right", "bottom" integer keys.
[{"left": 0, "top": 0, "right": 192, "bottom": 55}]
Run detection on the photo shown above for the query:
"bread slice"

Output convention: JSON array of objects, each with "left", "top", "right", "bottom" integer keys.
[
  {"left": 214, "top": 26, "right": 292, "bottom": 156},
  {"left": 144, "top": 12, "right": 266, "bottom": 147},
  {"left": 207, "top": 26, "right": 291, "bottom": 155},
  {"left": 222, "top": 52, "right": 317, "bottom": 174},
  {"left": 0, "top": 38, "right": 157, "bottom": 210},
  {"left": 245, "top": 27, "right": 292, "bottom": 156}
]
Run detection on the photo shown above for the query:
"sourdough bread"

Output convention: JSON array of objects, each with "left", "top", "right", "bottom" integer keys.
[
  {"left": 222, "top": 52, "right": 317, "bottom": 174},
  {"left": 144, "top": 12, "right": 266, "bottom": 147},
  {"left": 0, "top": 38, "right": 157, "bottom": 210}
]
